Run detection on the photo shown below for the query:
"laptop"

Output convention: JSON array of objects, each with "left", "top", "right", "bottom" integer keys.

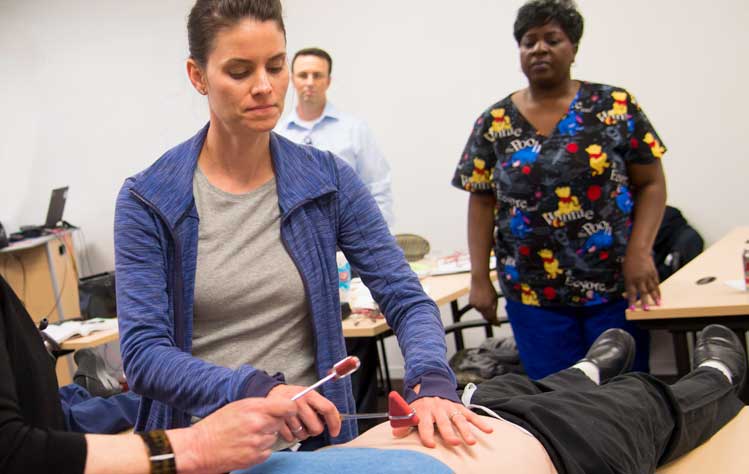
[
  {"left": 16, "top": 187, "right": 69, "bottom": 240},
  {"left": 44, "top": 186, "right": 69, "bottom": 229}
]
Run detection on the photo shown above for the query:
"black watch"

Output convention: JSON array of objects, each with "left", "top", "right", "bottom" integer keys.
[{"left": 138, "top": 430, "right": 177, "bottom": 474}]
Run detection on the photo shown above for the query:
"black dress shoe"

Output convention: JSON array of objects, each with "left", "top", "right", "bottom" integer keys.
[
  {"left": 693, "top": 324, "right": 747, "bottom": 394},
  {"left": 578, "top": 328, "right": 635, "bottom": 383}
]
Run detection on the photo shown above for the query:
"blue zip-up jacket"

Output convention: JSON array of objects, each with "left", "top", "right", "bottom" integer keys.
[{"left": 114, "top": 125, "right": 458, "bottom": 443}]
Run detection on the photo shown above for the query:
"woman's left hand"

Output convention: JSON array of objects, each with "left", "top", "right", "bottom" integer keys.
[
  {"left": 623, "top": 249, "right": 660, "bottom": 310},
  {"left": 392, "top": 394, "right": 493, "bottom": 448}
]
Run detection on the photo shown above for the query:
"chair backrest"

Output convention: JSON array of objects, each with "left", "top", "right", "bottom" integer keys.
[
  {"left": 653, "top": 206, "right": 704, "bottom": 281},
  {"left": 0, "top": 221, "right": 8, "bottom": 249}
]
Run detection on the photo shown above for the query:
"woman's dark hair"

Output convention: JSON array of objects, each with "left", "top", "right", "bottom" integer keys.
[
  {"left": 292, "top": 47, "right": 333, "bottom": 75},
  {"left": 513, "top": 0, "right": 584, "bottom": 46},
  {"left": 188, "top": 0, "right": 286, "bottom": 67}
]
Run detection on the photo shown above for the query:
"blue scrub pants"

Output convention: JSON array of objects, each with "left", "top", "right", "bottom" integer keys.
[
  {"left": 505, "top": 298, "right": 650, "bottom": 379},
  {"left": 58, "top": 384, "right": 140, "bottom": 434}
]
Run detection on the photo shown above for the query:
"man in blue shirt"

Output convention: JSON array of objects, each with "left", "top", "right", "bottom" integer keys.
[{"left": 276, "top": 48, "right": 394, "bottom": 227}]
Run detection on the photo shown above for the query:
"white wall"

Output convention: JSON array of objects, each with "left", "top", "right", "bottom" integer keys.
[
  {"left": 2, "top": 1, "right": 748, "bottom": 374},
  {"left": 0, "top": 0, "right": 204, "bottom": 273}
]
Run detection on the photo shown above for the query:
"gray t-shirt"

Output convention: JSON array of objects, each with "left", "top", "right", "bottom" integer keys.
[{"left": 191, "top": 167, "right": 317, "bottom": 388}]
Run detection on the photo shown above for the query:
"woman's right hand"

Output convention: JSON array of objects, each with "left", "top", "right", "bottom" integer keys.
[
  {"left": 266, "top": 384, "right": 342, "bottom": 442},
  {"left": 469, "top": 276, "right": 499, "bottom": 322},
  {"left": 172, "top": 397, "right": 296, "bottom": 474}
]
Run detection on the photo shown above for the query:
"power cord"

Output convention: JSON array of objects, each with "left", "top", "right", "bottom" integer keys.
[
  {"left": 11, "top": 253, "right": 27, "bottom": 306},
  {"left": 74, "top": 228, "right": 95, "bottom": 277},
  {"left": 42, "top": 234, "right": 74, "bottom": 320}
]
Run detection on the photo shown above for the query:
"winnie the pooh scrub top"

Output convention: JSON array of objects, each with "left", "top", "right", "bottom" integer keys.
[{"left": 452, "top": 82, "right": 666, "bottom": 307}]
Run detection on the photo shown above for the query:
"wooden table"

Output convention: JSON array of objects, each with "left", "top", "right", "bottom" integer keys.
[
  {"left": 0, "top": 231, "right": 82, "bottom": 324},
  {"left": 341, "top": 271, "right": 497, "bottom": 337},
  {"left": 60, "top": 328, "right": 119, "bottom": 351},
  {"left": 342, "top": 271, "right": 501, "bottom": 390},
  {"left": 626, "top": 226, "right": 749, "bottom": 400}
]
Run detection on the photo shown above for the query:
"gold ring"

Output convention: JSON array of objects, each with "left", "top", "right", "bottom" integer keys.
[
  {"left": 291, "top": 425, "right": 304, "bottom": 433},
  {"left": 448, "top": 410, "right": 461, "bottom": 421}
]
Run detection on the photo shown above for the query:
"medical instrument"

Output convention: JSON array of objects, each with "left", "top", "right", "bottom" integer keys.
[
  {"left": 291, "top": 356, "right": 361, "bottom": 401},
  {"left": 339, "top": 391, "right": 420, "bottom": 428}
]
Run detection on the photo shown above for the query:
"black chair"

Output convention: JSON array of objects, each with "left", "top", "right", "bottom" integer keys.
[{"left": 443, "top": 292, "right": 506, "bottom": 352}]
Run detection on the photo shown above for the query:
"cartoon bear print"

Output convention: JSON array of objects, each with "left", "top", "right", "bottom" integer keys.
[
  {"left": 520, "top": 283, "right": 540, "bottom": 306},
  {"left": 471, "top": 157, "right": 492, "bottom": 184},
  {"left": 490, "top": 108, "right": 513, "bottom": 133},
  {"left": 643, "top": 132, "right": 665, "bottom": 159},
  {"left": 585, "top": 144, "right": 610, "bottom": 176},
  {"left": 538, "top": 248, "right": 564, "bottom": 279},
  {"left": 610, "top": 91, "right": 628, "bottom": 117},
  {"left": 555, "top": 186, "right": 582, "bottom": 215}
]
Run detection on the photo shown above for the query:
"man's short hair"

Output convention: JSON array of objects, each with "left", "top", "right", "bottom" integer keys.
[{"left": 292, "top": 47, "right": 333, "bottom": 75}]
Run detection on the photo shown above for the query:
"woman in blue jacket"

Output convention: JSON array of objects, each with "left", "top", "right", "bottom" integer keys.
[{"left": 114, "top": 0, "right": 490, "bottom": 449}]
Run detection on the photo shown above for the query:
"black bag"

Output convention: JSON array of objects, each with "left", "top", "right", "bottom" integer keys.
[
  {"left": 653, "top": 206, "right": 704, "bottom": 281},
  {"left": 78, "top": 272, "right": 117, "bottom": 319},
  {"left": 449, "top": 336, "right": 525, "bottom": 388},
  {"left": 0, "top": 221, "right": 8, "bottom": 249}
]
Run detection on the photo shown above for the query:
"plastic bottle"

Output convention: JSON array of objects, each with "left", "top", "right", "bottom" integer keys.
[{"left": 337, "top": 251, "right": 351, "bottom": 303}]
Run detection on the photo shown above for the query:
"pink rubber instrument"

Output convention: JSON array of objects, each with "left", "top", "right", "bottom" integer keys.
[
  {"left": 339, "top": 391, "right": 419, "bottom": 428},
  {"left": 291, "top": 356, "right": 361, "bottom": 401}
]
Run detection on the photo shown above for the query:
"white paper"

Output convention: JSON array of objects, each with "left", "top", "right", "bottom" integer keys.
[
  {"left": 42, "top": 318, "right": 118, "bottom": 343},
  {"left": 724, "top": 279, "right": 747, "bottom": 291},
  {"left": 349, "top": 278, "right": 378, "bottom": 311},
  {"left": 431, "top": 254, "right": 497, "bottom": 276}
]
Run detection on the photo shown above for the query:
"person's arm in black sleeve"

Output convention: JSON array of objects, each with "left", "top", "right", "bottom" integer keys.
[
  {"left": 1, "top": 276, "right": 297, "bottom": 474},
  {"left": 0, "top": 283, "right": 87, "bottom": 474}
]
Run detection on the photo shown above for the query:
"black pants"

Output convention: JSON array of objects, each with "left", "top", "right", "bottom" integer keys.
[{"left": 471, "top": 367, "right": 744, "bottom": 474}]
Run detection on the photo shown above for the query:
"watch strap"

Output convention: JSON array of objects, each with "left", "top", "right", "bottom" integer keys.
[{"left": 138, "top": 430, "right": 176, "bottom": 474}]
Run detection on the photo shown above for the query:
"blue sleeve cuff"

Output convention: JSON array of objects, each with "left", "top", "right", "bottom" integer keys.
[
  {"left": 404, "top": 372, "right": 460, "bottom": 404},
  {"left": 242, "top": 370, "right": 285, "bottom": 398}
]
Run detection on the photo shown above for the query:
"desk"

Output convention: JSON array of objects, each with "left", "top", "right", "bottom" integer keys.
[
  {"left": 341, "top": 272, "right": 496, "bottom": 337},
  {"left": 0, "top": 231, "right": 81, "bottom": 322},
  {"left": 60, "top": 328, "right": 119, "bottom": 351},
  {"left": 657, "top": 407, "right": 749, "bottom": 474},
  {"left": 0, "top": 231, "right": 82, "bottom": 385},
  {"left": 342, "top": 271, "right": 500, "bottom": 391},
  {"left": 627, "top": 226, "right": 749, "bottom": 401}
]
